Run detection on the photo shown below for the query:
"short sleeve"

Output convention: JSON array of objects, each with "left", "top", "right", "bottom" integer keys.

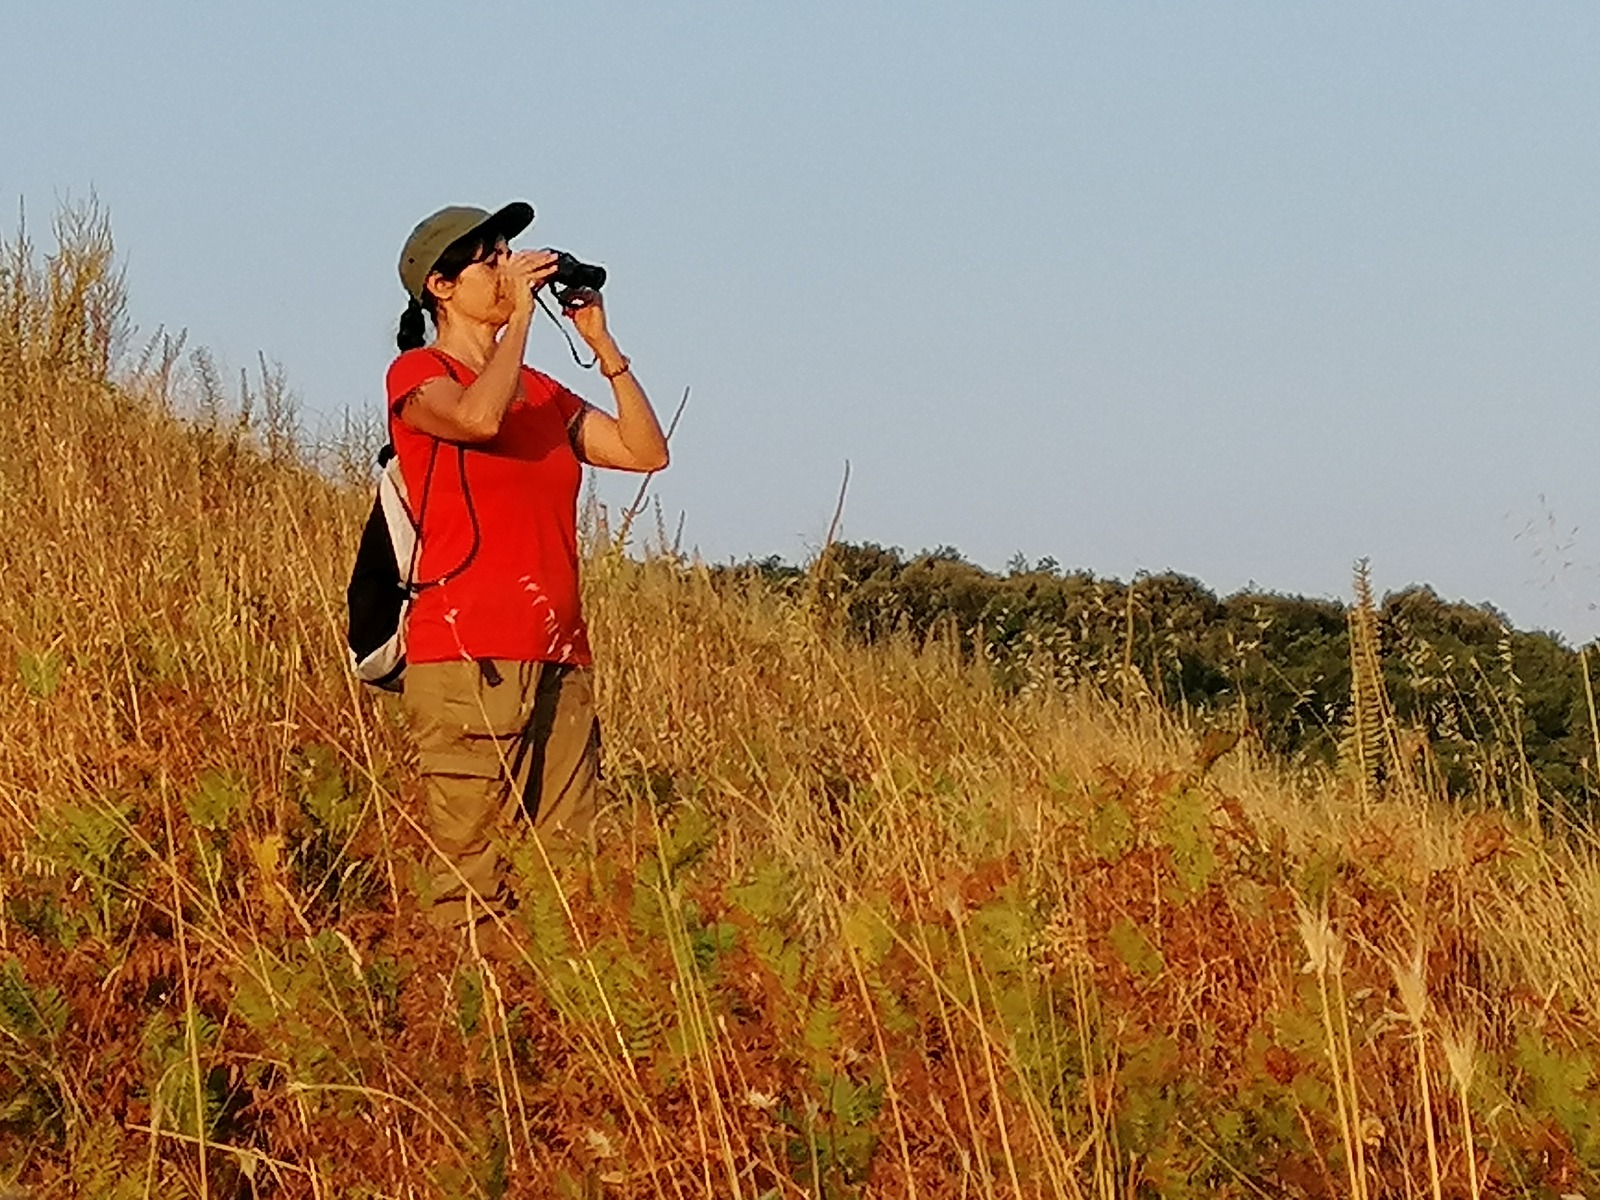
[
  {"left": 386, "top": 349, "right": 451, "bottom": 418},
  {"left": 525, "top": 367, "right": 586, "bottom": 427}
]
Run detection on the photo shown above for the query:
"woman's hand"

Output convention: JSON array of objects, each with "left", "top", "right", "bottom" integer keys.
[
  {"left": 500, "top": 250, "right": 561, "bottom": 320},
  {"left": 561, "top": 286, "right": 610, "bottom": 347}
]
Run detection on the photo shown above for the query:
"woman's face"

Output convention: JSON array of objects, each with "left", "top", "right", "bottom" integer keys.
[{"left": 428, "top": 240, "right": 514, "bottom": 326}]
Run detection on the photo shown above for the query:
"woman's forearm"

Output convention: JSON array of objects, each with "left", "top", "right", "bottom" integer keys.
[
  {"left": 453, "top": 313, "right": 533, "bottom": 440},
  {"left": 594, "top": 336, "right": 669, "bottom": 470}
]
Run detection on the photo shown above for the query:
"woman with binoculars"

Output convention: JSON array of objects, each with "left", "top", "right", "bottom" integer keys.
[{"left": 386, "top": 201, "right": 668, "bottom": 941}]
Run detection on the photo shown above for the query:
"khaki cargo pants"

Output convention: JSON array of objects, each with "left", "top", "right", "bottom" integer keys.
[{"left": 402, "top": 659, "right": 599, "bottom": 929}]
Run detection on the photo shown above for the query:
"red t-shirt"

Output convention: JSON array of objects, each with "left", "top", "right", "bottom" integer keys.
[{"left": 385, "top": 348, "right": 592, "bottom": 667}]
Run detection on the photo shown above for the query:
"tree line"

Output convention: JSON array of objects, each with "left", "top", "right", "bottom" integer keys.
[{"left": 730, "top": 543, "right": 1600, "bottom": 819}]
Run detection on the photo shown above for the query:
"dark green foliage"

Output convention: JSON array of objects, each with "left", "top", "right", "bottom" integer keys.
[
  {"left": 0, "top": 960, "right": 67, "bottom": 1046},
  {"left": 0, "top": 959, "right": 69, "bottom": 1145},
  {"left": 25, "top": 800, "right": 137, "bottom": 944},
  {"left": 1512, "top": 1031, "right": 1600, "bottom": 1170},
  {"left": 285, "top": 741, "right": 383, "bottom": 915},
  {"left": 778, "top": 1071, "right": 883, "bottom": 1199}
]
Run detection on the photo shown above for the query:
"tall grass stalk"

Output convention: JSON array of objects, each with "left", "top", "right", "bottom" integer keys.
[
  {"left": 1391, "top": 948, "right": 1441, "bottom": 1200},
  {"left": 1441, "top": 1021, "right": 1482, "bottom": 1200}
]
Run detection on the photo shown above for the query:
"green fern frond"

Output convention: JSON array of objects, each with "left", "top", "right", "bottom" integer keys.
[{"left": 0, "top": 958, "right": 67, "bottom": 1044}]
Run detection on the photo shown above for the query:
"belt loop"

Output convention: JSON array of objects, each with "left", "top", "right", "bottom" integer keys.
[{"left": 477, "top": 659, "right": 503, "bottom": 688}]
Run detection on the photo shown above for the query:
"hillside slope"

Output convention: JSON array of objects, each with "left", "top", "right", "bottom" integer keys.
[{"left": 4, "top": 211, "right": 1600, "bottom": 1198}]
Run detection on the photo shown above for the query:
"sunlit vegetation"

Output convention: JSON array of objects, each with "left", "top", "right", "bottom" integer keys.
[{"left": 6, "top": 207, "right": 1600, "bottom": 1197}]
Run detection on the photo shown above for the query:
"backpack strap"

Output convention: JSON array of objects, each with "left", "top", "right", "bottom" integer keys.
[{"left": 395, "top": 347, "right": 482, "bottom": 593}]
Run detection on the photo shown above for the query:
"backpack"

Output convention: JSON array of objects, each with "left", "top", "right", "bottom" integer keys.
[{"left": 345, "top": 354, "right": 477, "bottom": 691}]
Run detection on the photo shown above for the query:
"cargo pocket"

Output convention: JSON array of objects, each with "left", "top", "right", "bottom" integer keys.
[{"left": 405, "top": 660, "right": 537, "bottom": 780}]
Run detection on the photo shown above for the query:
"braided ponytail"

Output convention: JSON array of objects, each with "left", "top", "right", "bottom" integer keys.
[{"left": 397, "top": 296, "right": 428, "bottom": 352}]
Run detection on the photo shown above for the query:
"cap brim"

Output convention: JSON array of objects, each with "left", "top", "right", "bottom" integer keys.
[{"left": 476, "top": 201, "right": 534, "bottom": 244}]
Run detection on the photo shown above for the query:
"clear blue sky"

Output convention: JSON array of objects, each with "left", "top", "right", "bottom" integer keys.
[{"left": 7, "top": 2, "right": 1600, "bottom": 640}]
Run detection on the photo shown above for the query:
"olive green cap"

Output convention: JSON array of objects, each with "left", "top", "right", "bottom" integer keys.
[{"left": 398, "top": 201, "right": 534, "bottom": 301}]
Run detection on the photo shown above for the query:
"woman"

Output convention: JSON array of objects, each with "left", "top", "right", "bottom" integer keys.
[{"left": 386, "top": 202, "right": 668, "bottom": 934}]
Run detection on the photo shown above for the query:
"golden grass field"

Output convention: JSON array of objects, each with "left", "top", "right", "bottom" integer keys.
[{"left": 6, "top": 208, "right": 1600, "bottom": 1198}]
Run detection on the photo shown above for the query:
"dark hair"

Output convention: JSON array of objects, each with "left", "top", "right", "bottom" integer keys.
[{"left": 395, "top": 227, "right": 507, "bottom": 352}]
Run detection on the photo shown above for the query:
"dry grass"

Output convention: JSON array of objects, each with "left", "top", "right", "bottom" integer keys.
[{"left": 5, "top": 207, "right": 1600, "bottom": 1198}]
